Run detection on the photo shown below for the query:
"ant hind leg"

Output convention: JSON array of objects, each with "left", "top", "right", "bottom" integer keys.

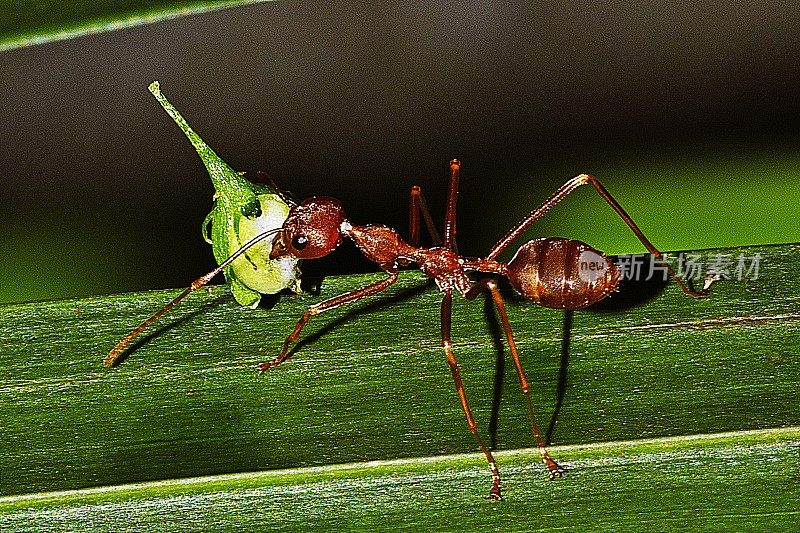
[
  {"left": 487, "top": 174, "right": 713, "bottom": 297},
  {"left": 466, "top": 278, "right": 565, "bottom": 479}
]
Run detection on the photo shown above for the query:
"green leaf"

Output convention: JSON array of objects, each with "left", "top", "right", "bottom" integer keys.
[
  {"left": 0, "top": 243, "right": 798, "bottom": 529},
  {"left": 0, "top": 1, "right": 275, "bottom": 51},
  {"left": 1, "top": 429, "right": 798, "bottom": 531}
]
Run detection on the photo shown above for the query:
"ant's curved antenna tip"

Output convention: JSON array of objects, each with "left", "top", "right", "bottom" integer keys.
[
  {"left": 450, "top": 159, "right": 461, "bottom": 169},
  {"left": 104, "top": 345, "right": 125, "bottom": 367}
]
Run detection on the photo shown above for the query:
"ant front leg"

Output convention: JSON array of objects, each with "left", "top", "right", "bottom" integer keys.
[
  {"left": 258, "top": 271, "right": 399, "bottom": 372},
  {"left": 441, "top": 290, "right": 503, "bottom": 500},
  {"left": 487, "top": 174, "right": 712, "bottom": 297},
  {"left": 465, "top": 278, "right": 565, "bottom": 479}
]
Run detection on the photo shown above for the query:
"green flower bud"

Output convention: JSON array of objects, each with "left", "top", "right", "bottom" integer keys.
[{"left": 149, "top": 81, "right": 301, "bottom": 308}]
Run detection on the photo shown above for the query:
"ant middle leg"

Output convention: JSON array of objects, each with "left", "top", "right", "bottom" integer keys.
[
  {"left": 441, "top": 290, "right": 503, "bottom": 500},
  {"left": 258, "top": 271, "right": 399, "bottom": 371},
  {"left": 486, "top": 174, "right": 711, "bottom": 297},
  {"left": 407, "top": 159, "right": 461, "bottom": 250},
  {"left": 408, "top": 185, "right": 442, "bottom": 247},
  {"left": 465, "top": 278, "right": 565, "bottom": 479},
  {"left": 442, "top": 159, "right": 461, "bottom": 252}
]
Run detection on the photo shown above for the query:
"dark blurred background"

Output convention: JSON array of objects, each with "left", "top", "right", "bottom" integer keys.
[{"left": 0, "top": 1, "right": 797, "bottom": 303}]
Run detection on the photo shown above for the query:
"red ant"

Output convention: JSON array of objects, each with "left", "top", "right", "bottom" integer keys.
[{"left": 106, "top": 160, "right": 710, "bottom": 500}]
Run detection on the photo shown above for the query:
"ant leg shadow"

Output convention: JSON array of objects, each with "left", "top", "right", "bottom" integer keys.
[
  {"left": 484, "top": 294, "right": 506, "bottom": 450},
  {"left": 546, "top": 310, "right": 572, "bottom": 446},
  {"left": 110, "top": 297, "right": 227, "bottom": 366},
  {"left": 546, "top": 254, "right": 700, "bottom": 440},
  {"left": 477, "top": 285, "right": 573, "bottom": 448}
]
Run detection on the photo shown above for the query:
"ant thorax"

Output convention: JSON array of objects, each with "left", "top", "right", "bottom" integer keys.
[
  {"left": 413, "top": 247, "right": 473, "bottom": 295},
  {"left": 344, "top": 224, "right": 416, "bottom": 270},
  {"left": 345, "top": 225, "right": 473, "bottom": 295}
]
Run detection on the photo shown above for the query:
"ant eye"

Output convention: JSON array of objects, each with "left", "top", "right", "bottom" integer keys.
[{"left": 292, "top": 235, "right": 309, "bottom": 250}]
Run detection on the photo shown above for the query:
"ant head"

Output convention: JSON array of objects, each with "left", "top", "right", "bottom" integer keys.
[{"left": 271, "top": 197, "right": 347, "bottom": 259}]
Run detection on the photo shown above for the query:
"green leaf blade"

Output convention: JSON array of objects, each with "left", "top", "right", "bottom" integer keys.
[
  {"left": 0, "top": 244, "right": 798, "bottom": 528},
  {"left": 1, "top": 429, "right": 798, "bottom": 531},
  {"left": 0, "top": 1, "right": 276, "bottom": 51}
]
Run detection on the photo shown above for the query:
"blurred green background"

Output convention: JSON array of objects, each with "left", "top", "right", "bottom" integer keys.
[{"left": 0, "top": 1, "right": 796, "bottom": 304}]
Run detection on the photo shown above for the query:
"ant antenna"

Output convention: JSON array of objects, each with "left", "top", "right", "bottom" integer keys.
[{"left": 104, "top": 228, "right": 282, "bottom": 367}]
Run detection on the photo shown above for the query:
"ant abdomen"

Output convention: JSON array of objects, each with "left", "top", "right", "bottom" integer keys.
[{"left": 506, "top": 237, "right": 620, "bottom": 310}]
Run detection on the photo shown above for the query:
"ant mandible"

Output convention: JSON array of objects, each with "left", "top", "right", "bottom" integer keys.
[{"left": 106, "top": 160, "right": 710, "bottom": 500}]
